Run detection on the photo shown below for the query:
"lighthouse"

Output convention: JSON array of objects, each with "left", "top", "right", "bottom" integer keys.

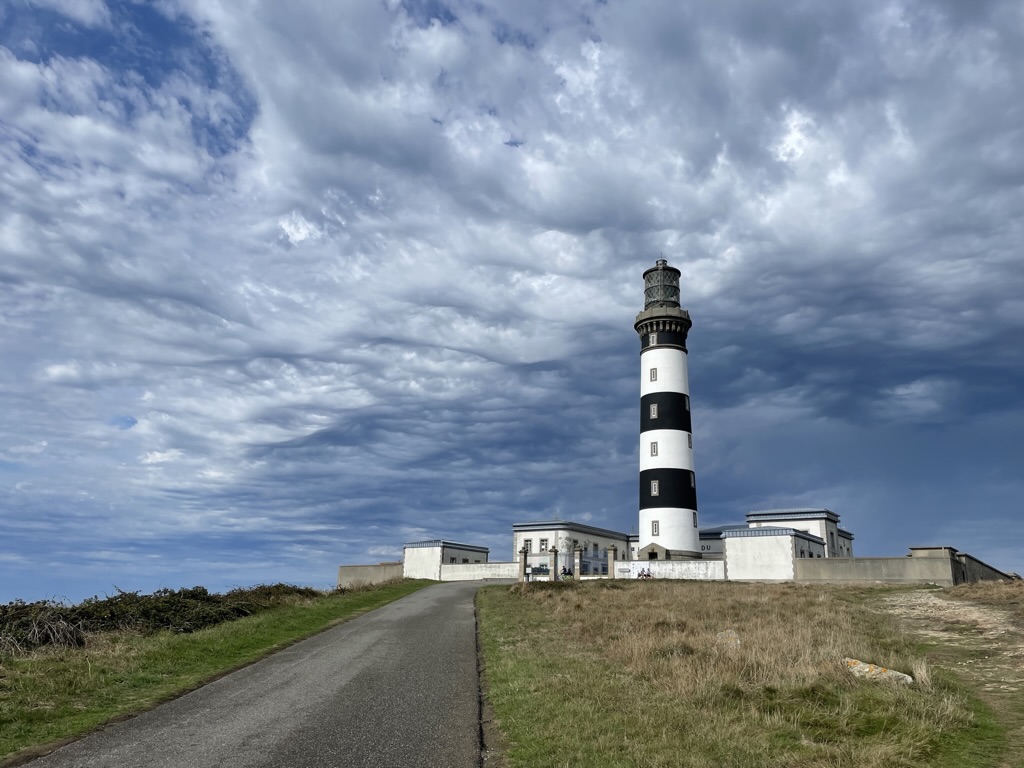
[{"left": 635, "top": 259, "right": 699, "bottom": 560}]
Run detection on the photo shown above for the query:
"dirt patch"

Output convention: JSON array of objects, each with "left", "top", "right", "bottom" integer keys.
[
  {"left": 882, "top": 590, "right": 1024, "bottom": 694},
  {"left": 881, "top": 589, "right": 1024, "bottom": 768}
]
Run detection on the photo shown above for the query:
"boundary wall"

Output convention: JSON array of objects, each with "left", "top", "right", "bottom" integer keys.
[
  {"left": 612, "top": 560, "right": 724, "bottom": 580},
  {"left": 440, "top": 562, "right": 518, "bottom": 581},
  {"left": 795, "top": 549, "right": 1014, "bottom": 585},
  {"left": 795, "top": 557, "right": 953, "bottom": 585},
  {"left": 955, "top": 552, "right": 1013, "bottom": 583},
  {"left": 337, "top": 563, "right": 404, "bottom": 589}
]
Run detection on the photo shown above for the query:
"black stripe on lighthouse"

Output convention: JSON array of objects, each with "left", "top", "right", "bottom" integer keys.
[
  {"left": 639, "top": 469, "right": 698, "bottom": 510},
  {"left": 641, "top": 331, "right": 688, "bottom": 351},
  {"left": 640, "top": 392, "right": 692, "bottom": 433}
]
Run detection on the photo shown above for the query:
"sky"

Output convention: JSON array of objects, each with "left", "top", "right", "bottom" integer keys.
[{"left": 1, "top": 0, "right": 1022, "bottom": 603}]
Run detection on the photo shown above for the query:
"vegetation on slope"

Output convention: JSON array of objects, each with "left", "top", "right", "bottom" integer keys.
[
  {"left": 0, "top": 580, "right": 430, "bottom": 762},
  {"left": 478, "top": 580, "right": 1005, "bottom": 768},
  {"left": 0, "top": 584, "right": 323, "bottom": 654}
]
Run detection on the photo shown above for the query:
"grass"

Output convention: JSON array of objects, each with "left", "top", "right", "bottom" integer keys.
[
  {"left": 0, "top": 580, "right": 431, "bottom": 762},
  {"left": 478, "top": 580, "right": 1005, "bottom": 768},
  {"left": 945, "top": 580, "right": 1024, "bottom": 624}
]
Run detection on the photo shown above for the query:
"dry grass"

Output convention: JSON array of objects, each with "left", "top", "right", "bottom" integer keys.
[
  {"left": 479, "top": 580, "right": 1001, "bottom": 768},
  {"left": 944, "top": 580, "right": 1024, "bottom": 624}
]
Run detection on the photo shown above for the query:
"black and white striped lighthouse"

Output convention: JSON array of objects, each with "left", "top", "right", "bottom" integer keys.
[{"left": 635, "top": 259, "right": 699, "bottom": 560}]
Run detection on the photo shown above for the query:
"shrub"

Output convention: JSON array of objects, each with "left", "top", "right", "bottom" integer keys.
[{"left": 0, "top": 583, "right": 325, "bottom": 654}]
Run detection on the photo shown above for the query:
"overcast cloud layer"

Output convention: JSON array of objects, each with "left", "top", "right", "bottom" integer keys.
[{"left": 1, "top": 0, "right": 1022, "bottom": 602}]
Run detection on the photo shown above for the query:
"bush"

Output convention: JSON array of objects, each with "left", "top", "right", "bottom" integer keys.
[{"left": 0, "top": 584, "right": 325, "bottom": 654}]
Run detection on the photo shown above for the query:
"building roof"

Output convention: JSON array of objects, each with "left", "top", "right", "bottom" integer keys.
[
  {"left": 721, "top": 526, "right": 826, "bottom": 545},
  {"left": 699, "top": 524, "right": 748, "bottom": 539},
  {"left": 512, "top": 519, "right": 630, "bottom": 540},
  {"left": 746, "top": 508, "right": 840, "bottom": 523},
  {"left": 403, "top": 540, "right": 490, "bottom": 553}
]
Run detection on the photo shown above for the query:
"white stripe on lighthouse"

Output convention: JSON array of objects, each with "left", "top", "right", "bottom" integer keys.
[{"left": 640, "top": 347, "right": 690, "bottom": 397}]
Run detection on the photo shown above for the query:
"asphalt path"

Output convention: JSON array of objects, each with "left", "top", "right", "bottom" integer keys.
[{"left": 26, "top": 581, "right": 490, "bottom": 768}]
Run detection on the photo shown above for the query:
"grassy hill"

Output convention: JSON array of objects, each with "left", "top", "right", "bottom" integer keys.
[{"left": 477, "top": 580, "right": 1021, "bottom": 768}]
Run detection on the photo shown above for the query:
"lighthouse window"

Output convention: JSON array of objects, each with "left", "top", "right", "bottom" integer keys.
[
  {"left": 693, "top": 511, "right": 698, "bottom": 527},
  {"left": 684, "top": 395, "right": 690, "bottom": 411},
  {"left": 650, "top": 403, "right": 658, "bottom": 419},
  {"left": 650, "top": 480, "right": 660, "bottom": 496},
  {"left": 688, "top": 434, "right": 692, "bottom": 449},
  {"left": 649, "top": 333, "right": 658, "bottom": 346},
  {"left": 650, "top": 441, "right": 658, "bottom": 457},
  {"left": 650, "top": 368, "right": 658, "bottom": 382},
  {"left": 652, "top": 520, "right": 660, "bottom": 536},
  {"left": 690, "top": 471, "right": 695, "bottom": 488}
]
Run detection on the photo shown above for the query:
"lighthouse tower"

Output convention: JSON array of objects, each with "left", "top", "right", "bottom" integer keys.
[{"left": 635, "top": 259, "right": 699, "bottom": 560}]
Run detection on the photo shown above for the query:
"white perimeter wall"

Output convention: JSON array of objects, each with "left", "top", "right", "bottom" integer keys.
[
  {"left": 440, "top": 562, "right": 517, "bottom": 581},
  {"left": 725, "top": 536, "right": 795, "bottom": 580},
  {"left": 404, "top": 545, "right": 442, "bottom": 580},
  {"left": 613, "top": 560, "right": 724, "bottom": 580}
]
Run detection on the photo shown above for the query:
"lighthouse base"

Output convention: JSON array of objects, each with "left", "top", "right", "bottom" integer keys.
[{"left": 637, "top": 543, "right": 702, "bottom": 561}]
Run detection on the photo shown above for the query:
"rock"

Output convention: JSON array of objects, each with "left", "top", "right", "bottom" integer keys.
[
  {"left": 844, "top": 657, "right": 913, "bottom": 684},
  {"left": 715, "top": 629, "right": 740, "bottom": 649}
]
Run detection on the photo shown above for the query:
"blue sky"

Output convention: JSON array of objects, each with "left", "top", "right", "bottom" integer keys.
[{"left": 1, "top": 0, "right": 1022, "bottom": 602}]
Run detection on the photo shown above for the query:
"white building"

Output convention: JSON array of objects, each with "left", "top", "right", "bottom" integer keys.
[
  {"left": 512, "top": 520, "right": 630, "bottom": 577},
  {"left": 402, "top": 540, "right": 489, "bottom": 581},
  {"left": 722, "top": 527, "right": 827, "bottom": 581},
  {"left": 745, "top": 509, "right": 854, "bottom": 557}
]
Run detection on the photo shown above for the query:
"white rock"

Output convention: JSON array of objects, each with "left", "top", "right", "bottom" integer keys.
[{"left": 844, "top": 657, "right": 913, "bottom": 684}]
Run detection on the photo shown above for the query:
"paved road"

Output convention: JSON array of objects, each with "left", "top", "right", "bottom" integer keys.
[{"left": 27, "top": 582, "right": 486, "bottom": 768}]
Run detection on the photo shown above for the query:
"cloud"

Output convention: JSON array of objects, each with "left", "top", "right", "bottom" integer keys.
[{"left": 0, "top": 0, "right": 1022, "bottom": 601}]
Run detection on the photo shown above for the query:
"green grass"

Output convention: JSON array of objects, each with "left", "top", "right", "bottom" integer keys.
[
  {"left": 477, "top": 581, "right": 1007, "bottom": 768},
  {"left": 0, "top": 580, "right": 431, "bottom": 762}
]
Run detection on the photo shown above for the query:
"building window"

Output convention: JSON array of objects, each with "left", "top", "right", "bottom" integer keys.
[
  {"left": 650, "top": 480, "right": 660, "bottom": 496},
  {"left": 593, "top": 543, "right": 599, "bottom": 554},
  {"left": 684, "top": 395, "right": 690, "bottom": 411},
  {"left": 688, "top": 434, "right": 692, "bottom": 449},
  {"left": 539, "top": 538, "right": 548, "bottom": 552},
  {"left": 650, "top": 441, "right": 658, "bottom": 457},
  {"left": 462, "top": 558, "right": 469, "bottom": 563},
  {"left": 649, "top": 332, "right": 658, "bottom": 346},
  {"left": 650, "top": 403, "right": 658, "bottom": 419},
  {"left": 650, "top": 368, "right": 658, "bottom": 382},
  {"left": 524, "top": 538, "right": 532, "bottom": 553},
  {"left": 693, "top": 511, "right": 698, "bottom": 527},
  {"left": 652, "top": 520, "right": 660, "bottom": 536},
  {"left": 690, "top": 471, "right": 695, "bottom": 487},
  {"left": 450, "top": 557, "right": 456, "bottom": 563},
  {"left": 474, "top": 559, "right": 481, "bottom": 563}
]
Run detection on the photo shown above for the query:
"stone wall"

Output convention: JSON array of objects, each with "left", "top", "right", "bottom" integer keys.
[
  {"left": 794, "top": 556, "right": 954, "bottom": 585},
  {"left": 955, "top": 552, "right": 1014, "bottom": 583},
  {"left": 337, "top": 563, "right": 404, "bottom": 589}
]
